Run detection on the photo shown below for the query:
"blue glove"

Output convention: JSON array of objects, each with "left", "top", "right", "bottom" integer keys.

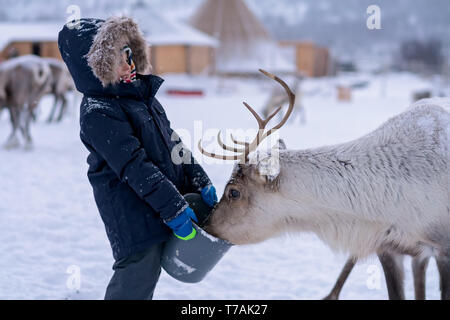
[
  {"left": 201, "top": 185, "right": 218, "bottom": 208},
  {"left": 165, "top": 207, "right": 198, "bottom": 240}
]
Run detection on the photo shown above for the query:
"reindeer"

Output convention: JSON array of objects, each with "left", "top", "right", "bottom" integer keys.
[
  {"left": 42, "top": 57, "right": 75, "bottom": 123},
  {"left": 262, "top": 72, "right": 306, "bottom": 125},
  {"left": 0, "top": 55, "right": 51, "bottom": 149},
  {"left": 198, "top": 69, "right": 450, "bottom": 299}
]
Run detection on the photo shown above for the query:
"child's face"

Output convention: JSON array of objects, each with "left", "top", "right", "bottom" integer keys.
[{"left": 117, "top": 51, "right": 132, "bottom": 82}]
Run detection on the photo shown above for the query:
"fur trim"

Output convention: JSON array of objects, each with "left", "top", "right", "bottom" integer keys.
[{"left": 86, "top": 16, "right": 152, "bottom": 87}]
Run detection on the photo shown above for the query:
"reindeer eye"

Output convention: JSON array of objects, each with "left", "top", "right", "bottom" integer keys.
[{"left": 228, "top": 189, "right": 240, "bottom": 200}]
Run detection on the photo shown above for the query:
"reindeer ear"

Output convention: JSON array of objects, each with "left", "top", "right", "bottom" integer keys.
[
  {"left": 252, "top": 165, "right": 269, "bottom": 185},
  {"left": 254, "top": 151, "right": 281, "bottom": 186}
]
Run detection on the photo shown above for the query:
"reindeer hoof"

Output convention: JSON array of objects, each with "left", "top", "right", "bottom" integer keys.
[
  {"left": 3, "top": 137, "right": 20, "bottom": 150},
  {"left": 24, "top": 141, "right": 34, "bottom": 151}
]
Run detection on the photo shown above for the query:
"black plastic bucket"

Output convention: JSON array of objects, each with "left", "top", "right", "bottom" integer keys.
[{"left": 161, "top": 193, "right": 233, "bottom": 283}]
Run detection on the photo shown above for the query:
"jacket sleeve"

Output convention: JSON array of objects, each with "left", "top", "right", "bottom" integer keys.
[
  {"left": 81, "top": 104, "right": 188, "bottom": 223},
  {"left": 169, "top": 127, "right": 212, "bottom": 193}
]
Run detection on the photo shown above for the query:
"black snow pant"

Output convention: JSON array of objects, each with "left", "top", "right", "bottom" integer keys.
[
  {"left": 104, "top": 193, "right": 211, "bottom": 300},
  {"left": 104, "top": 243, "right": 163, "bottom": 300}
]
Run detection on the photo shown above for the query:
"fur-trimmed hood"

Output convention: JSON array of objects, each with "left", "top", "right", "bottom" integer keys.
[
  {"left": 86, "top": 16, "right": 152, "bottom": 87},
  {"left": 58, "top": 17, "right": 159, "bottom": 98}
]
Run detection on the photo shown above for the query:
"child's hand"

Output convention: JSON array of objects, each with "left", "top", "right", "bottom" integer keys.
[
  {"left": 201, "top": 185, "right": 218, "bottom": 208},
  {"left": 165, "top": 207, "right": 198, "bottom": 241}
]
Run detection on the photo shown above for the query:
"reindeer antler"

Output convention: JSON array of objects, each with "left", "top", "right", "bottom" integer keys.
[{"left": 198, "top": 69, "right": 295, "bottom": 163}]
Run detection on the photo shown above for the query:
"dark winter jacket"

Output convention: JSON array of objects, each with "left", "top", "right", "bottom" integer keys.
[{"left": 58, "top": 17, "right": 212, "bottom": 261}]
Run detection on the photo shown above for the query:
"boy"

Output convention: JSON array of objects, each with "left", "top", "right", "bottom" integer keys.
[{"left": 58, "top": 16, "right": 217, "bottom": 299}]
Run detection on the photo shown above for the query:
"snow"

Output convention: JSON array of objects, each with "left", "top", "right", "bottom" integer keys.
[
  {"left": 0, "top": 22, "right": 62, "bottom": 51},
  {"left": 0, "top": 16, "right": 218, "bottom": 55},
  {"left": 173, "top": 257, "right": 196, "bottom": 275},
  {"left": 145, "top": 18, "right": 218, "bottom": 47},
  {"left": 124, "top": 5, "right": 218, "bottom": 47},
  {"left": 0, "top": 71, "right": 446, "bottom": 300},
  {"left": 197, "top": 226, "right": 220, "bottom": 243},
  {"left": 216, "top": 41, "right": 295, "bottom": 74}
]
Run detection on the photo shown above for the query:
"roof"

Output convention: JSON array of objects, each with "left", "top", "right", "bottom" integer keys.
[
  {"left": 126, "top": 2, "right": 219, "bottom": 47},
  {"left": 0, "top": 13, "right": 219, "bottom": 52},
  {"left": 190, "top": 0, "right": 295, "bottom": 73},
  {"left": 143, "top": 18, "right": 219, "bottom": 47},
  {"left": 0, "top": 22, "right": 62, "bottom": 51}
]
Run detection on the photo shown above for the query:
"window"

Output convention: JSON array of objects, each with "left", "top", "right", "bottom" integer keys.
[{"left": 32, "top": 42, "right": 41, "bottom": 56}]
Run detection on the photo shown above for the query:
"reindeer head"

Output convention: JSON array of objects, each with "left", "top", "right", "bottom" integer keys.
[{"left": 198, "top": 69, "right": 295, "bottom": 245}]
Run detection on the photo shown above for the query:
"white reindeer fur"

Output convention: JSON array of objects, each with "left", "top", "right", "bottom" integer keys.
[{"left": 248, "top": 99, "right": 449, "bottom": 258}]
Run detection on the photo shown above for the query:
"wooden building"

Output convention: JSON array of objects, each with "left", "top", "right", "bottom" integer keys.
[
  {"left": 0, "top": 17, "right": 218, "bottom": 76},
  {"left": 145, "top": 23, "right": 218, "bottom": 75},
  {"left": 0, "top": 22, "right": 62, "bottom": 62},
  {"left": 129, "top": 1, "right": 218, "bottom": 75},
  {"left": 150, "top": 45, "right": 215, "bottom": 75},
  {"left": 280, "top": 41, "right": 331, "bottom": 78}
]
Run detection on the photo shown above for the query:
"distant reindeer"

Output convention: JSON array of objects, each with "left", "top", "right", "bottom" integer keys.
[
  {"left": 0, "top": 55, "right": 51, "bottom": 149},
  {"left": 198, "top": 69, "right": 450, "bottom": 299},
  {"left": 42, "top": 57, "right": 75, "bottom": 123},
  {"left": 262, "top": 72, "right": 305, "bottom": 125}
]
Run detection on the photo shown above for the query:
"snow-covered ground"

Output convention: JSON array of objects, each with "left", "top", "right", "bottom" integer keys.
[{"left": 0, "top": 72, "right": 445, "bottom": 299}]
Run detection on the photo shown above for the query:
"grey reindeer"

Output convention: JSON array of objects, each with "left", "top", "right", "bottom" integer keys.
[
  {"left": 0, "top": 55, "right": 51, "bottom": 150},
  {"left": 198, "top": 70, "right": 450, "bottom": 300},
  {"left": 262, "top": 72, "right": 306, "bottom": 125},
  {"left": 42, "top": 57, "right": 75, "bottom": 123}
]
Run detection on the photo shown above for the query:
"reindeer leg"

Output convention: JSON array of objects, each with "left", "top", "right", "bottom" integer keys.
[
  {"left": 47, "top": 95, "right": 59, "bottom": 123},
  {"left": 378, "top": 251, "right": 405, "bottom": 300},
  {"left": 19, "top": 103, "right": 34, "bottom": 150},
  {"left": 24, "top": 111, "right": 33, "bottom": 150},
  {"left": 412, "top": 255, "right": 430, "bottom": 300},
  {"left": 4, "top": 106, "right": 20, "bottom": 149},
  {"left": 30, "top": 106, "right": 39, "bottom": 123},
  {"left": 56, "top": 95, "right": 67, "bottom": 122},
  {"left": 436, "top": 249, "right": 450, "bottom": 300},
  {"left": 26, "top": 105, "right": 35, "bottom": 150},
  {"left": 18, "top": 108, "right": 28, "bottom": 146},
  {"left": 323, "top": 256, "right": 357, "bottom": 300}
]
